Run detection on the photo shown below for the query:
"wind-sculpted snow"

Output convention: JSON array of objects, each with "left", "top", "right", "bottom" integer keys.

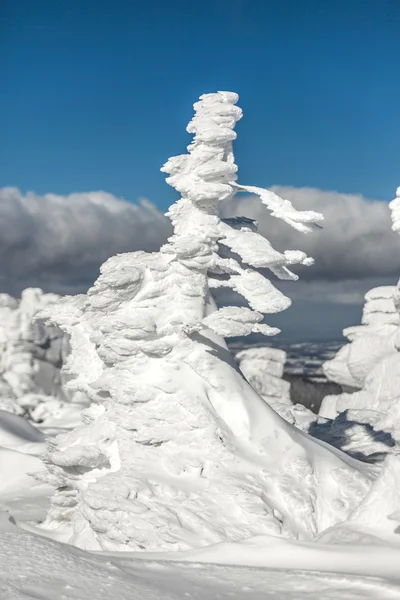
[
  {"left": 0, "top": 288, "right": 86, "bottom": 426},
  {"left": 37, "top": 92, "right": 373, "bottom": 552}
]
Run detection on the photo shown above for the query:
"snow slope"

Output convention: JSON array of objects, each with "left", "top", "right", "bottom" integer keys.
[
  {"left": 0, "top": 518, "right": 400, "bottom": 600},
  {"left": 0, "top": 411, "right": 398, "bottom": 599}
]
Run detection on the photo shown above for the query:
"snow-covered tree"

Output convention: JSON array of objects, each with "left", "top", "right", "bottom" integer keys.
[
  {"left": 314, "top": 190, "right": 400, "bottom": 462},
  {"left": 235, "top": 347, "right": 290, "bottom": 405},
  {"left": 322, "top": 286, "right": 400, "bottom": 405},
  {"left": 389, "top": 186, "right": 400, "bottom": 234},
  {"left": 235, "top": 347, "right": 317, "bottom": 432},
  {"left": 0, "top": 288, "right": 86, "bottom": 426},
  {"left": 37, "top": 92, "right": 373, "bottom": 552}
]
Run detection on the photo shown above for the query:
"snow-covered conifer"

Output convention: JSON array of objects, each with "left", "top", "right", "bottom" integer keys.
[
  {"left": 315, "top": 191, "right": 400, "bottom": 461},
  {"left": 0, "top": 288, "right": 85, "bottom": 425},
  {"left": 38, "top": 92, "right": 372, "bottom": 551},
  {"left": 322, "top": 286, "right": 399, "bottom": 400},
  {"left": 235, "top": 347, "right": 291, "bottom": 414}
]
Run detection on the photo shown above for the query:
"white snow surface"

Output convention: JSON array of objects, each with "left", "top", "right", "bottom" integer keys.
[
  {"left": 1, "top": 520, "right": 400, "bottom": 599},
  {"left": 0, "top": 411, "right": 397, "bottom": 599}
]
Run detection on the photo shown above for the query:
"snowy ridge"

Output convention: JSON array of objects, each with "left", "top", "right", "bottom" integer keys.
[{"left": 35, "top": 92, "right": 380, "bottom": 553}]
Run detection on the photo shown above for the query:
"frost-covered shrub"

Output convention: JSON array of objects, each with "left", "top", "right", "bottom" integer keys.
[
  {"left": 0, "top": 288, "right": 86, "bottom": 425},
  {"left": 38, "top": 92, "right": 372, "bottom": 552}
]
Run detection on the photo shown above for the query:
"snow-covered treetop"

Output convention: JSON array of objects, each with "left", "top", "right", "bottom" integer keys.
[
  {"left": 161, "top": 91, "right": 323, "bottom": 337},
  {"left": 389, "top": 187, "right": 400, "bottom": 234}
]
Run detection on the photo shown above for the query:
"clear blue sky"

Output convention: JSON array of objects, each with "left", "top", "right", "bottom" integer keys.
[{"left": 1, "top": 0, "right": 400, "bottom": 210}]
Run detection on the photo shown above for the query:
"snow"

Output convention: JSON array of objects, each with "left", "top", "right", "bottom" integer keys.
[
  {"left": 0, "top": 508, "right": 399, "bottom": 599},
  {"left": 30, "top": 91, "right": 380, "bottom": 554},
  {"left": 0, "top": 415, "right": 395, "bottom": 598},
  {"left": 322, "top": 286, "right": 399, "bottom": 393},
  {"left": 389, "top": 186, "right": 400, "bottom": 234},
  {"left": 0, "top": 288, "right": 87, "bottom": 427},
  {"left": 317, "top": 277, "right": 400, "bottom": 464},
  {"left": 1, "top": 96, "right": 400, "bottom": 598}
]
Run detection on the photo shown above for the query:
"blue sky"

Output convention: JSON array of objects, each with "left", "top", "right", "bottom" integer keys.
[{"left": 1, "top": 0, "right": 400, "bottom": 210}]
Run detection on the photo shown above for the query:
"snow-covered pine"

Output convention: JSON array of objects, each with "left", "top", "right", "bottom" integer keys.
[
  {"left": 389, "top": 186, "right": 400, "bottom": 234},
  {"left": 0, "top": 288, "right": 86, "bottom": 425},
  {"left": 322, "top": 286, "right": 399, "bottom": 398},
  {"left": 37, "top": 92, "right": 373, "bottom": 552},
  {"left": 235, "top": 347, "right": 291, "bottom": 414},
  {"left": 315, "top": 192, "right": 400, "bottom": 462},
  {"left": 235, "top": 347, "right": 317, "bottom": 432}
]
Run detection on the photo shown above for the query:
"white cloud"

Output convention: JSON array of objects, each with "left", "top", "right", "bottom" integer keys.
[
  {"left": 0, "top": 187, "right": 171, "bottom": 295},
  {"left": 1, "top": 185, "right": 400, "bottom": 317},
  {"left": 224, "top": 186, "right": 400, "bottom": 282}
]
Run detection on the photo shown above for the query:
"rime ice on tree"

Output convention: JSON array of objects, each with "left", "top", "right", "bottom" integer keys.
[
  {"left": 37, "top": 92, "right": 372, "bottom": 552},
  {"left": 0, "top": 288, "right": 85, "bottom": 425},
  {"left": 315, "top": 190, "right": 400, "bottom": 462},
  {"left": 161, "top": 92, "right": 322, "bottom": 339}
]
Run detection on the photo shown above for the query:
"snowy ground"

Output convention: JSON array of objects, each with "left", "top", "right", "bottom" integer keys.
[
  {"left": 1, "top": 415, "right": 400, "bottom": 600},
  {"left": 1, "top": 522, "right": 400, "bottom": 599},
  {"left": 1, "top": 333, "right": 400, "bottom": 598}
]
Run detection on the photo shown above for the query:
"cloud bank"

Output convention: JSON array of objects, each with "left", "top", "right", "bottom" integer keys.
[
  {"left": 1, "top": 186, "right": 399, "bottom": 310},
  {"left": 0, "top": 187, "right": 171, "bottom": 295},
  {"left": 225, "top": 186, "right": 400, "bottom": 283}
]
